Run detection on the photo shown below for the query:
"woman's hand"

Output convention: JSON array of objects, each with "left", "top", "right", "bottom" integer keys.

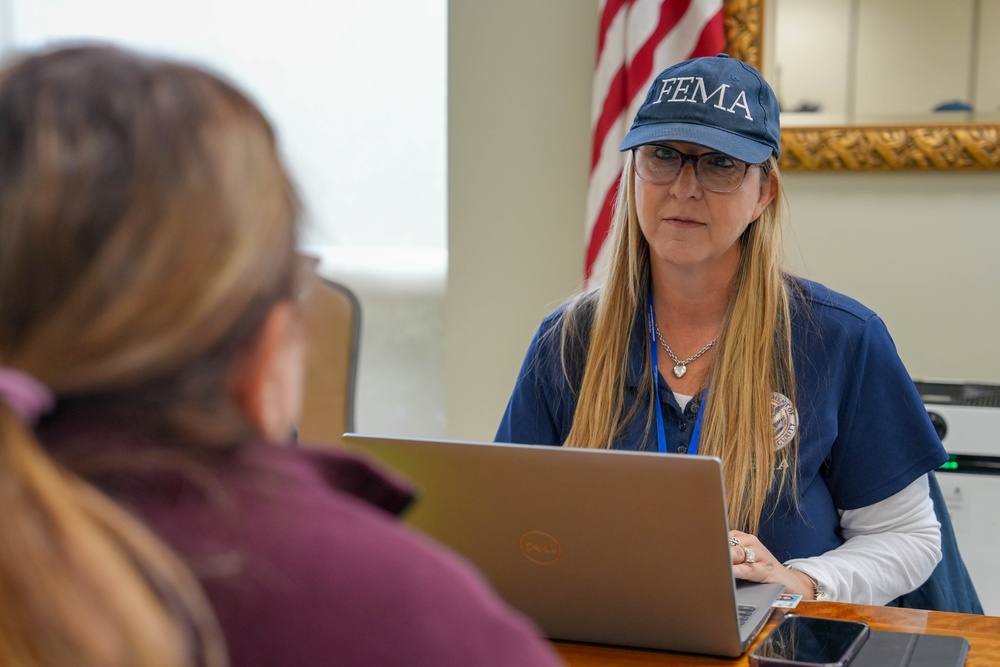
[{"left": 728, "top": 530, "right": 816, "bottom": 599}]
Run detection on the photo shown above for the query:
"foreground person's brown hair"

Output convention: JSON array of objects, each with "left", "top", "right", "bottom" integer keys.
[{"left": 0, "top": 44, "right": 300, "bottom": 667}]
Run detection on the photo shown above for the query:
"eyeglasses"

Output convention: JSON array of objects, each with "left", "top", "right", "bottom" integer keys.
[{"left": 632, "top": 144, "right": 756, "bottom": 193}]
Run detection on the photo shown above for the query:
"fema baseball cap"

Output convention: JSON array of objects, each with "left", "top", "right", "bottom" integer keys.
[{"left": 619, "top": 54, "right": 780, "bottom": 163}]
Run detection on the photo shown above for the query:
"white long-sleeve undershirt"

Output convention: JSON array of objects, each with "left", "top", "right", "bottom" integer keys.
[{"left": 783, "top": 474, "right": 942, "bottom": 605}]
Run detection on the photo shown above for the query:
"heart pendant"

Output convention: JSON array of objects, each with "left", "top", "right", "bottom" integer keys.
[{"left": 673, "top": 364, "right": 687, "bottom": 378}]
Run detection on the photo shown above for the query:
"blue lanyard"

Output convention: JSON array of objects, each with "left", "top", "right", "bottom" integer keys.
[{"left": 647, "top": 293, "right": 704, "bottom": 455}]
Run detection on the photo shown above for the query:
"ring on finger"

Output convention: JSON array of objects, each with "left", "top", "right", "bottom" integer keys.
[
  {"left": 744, "top": 547, "right": 756, "bottom": 564},
  {"left": 728, "top": 536, "right": 740, "bottom": 547}
]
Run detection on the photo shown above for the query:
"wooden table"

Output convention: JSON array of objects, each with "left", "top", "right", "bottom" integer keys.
[{"left": 553, "top": 601, "right": 1000, "bottom": 666}]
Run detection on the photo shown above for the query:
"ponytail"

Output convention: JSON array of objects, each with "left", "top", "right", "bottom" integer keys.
[{"left": 0, "top": 395, "right": 227, "bottom": 667}]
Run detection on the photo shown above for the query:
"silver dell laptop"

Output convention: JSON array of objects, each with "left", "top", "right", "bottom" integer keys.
[{"left": 341, "top": 434, "right": 784, "bottom": 657}]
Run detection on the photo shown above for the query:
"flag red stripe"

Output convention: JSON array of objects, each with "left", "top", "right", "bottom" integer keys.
[
  {"left": 596, "top": 0, "right": 629, "bottom": 61},
  {"left": 586, "top": 1, "right": 726, "bottom": 281},
  {"left": 688, "top": 10, "right": 726, "bottom": 58},
  {"left": 591, "top": 65, "right": 626, "bottom": 170},
  {"left": 623, "top": 0, "right": 691, "bottom": 103},
  {"left": 593, "top": 0, "right": 692, "bottom": 172}
]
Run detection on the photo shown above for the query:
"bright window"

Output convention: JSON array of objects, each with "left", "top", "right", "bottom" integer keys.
[{"left": 2, "top": 0, "right": 447, "bottom": 249}]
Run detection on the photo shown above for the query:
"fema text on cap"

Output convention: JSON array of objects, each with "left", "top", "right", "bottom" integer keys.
[{"left": 652, "top": 77, "right": 753, "bottom": 121}]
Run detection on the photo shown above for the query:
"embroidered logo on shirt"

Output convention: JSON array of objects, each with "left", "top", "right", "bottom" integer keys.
[
  {"left": 519, "top": 530, "right": 562, "bottom": 565},
  {"left": 772, "top": 392, "right": 798, "bottom": 449}
]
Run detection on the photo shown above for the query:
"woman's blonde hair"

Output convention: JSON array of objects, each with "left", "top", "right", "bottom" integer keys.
[
  {"left": 0, "top": 45, "right": 301, "bottom": 666},
  {"left": 562, "top": 152, "right": 797, "bottom": 534}
]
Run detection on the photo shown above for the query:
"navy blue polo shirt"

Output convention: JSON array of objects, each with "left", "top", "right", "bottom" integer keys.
[{"left": 495, "top": 278, "right": 947, "bottom": 562}]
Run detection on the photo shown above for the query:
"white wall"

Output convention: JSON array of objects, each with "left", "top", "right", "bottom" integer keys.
[{"left": 446, "top": 2, "right": 1000, "bottom": 442}]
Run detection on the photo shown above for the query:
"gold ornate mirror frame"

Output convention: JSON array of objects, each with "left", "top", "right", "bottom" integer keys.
[{"left": 723, "top": 0, "right": 1000, "bottom": 170}]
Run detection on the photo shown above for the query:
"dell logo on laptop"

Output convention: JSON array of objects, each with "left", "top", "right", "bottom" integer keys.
[{"left": 520, "top": 530, "right": 562, "bottom": 565}]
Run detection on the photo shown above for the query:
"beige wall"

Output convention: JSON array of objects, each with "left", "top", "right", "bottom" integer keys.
[
  {"left": 447, "top": 1, "right": 595, "bottom": 440},
  {"left": 447, "top": 2, "right": 1000, "bottom": 441},
  {"left": 784, "top": 171, "right": 1000, "bottom": 383}
]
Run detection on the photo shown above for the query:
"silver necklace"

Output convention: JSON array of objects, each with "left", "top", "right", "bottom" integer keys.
[{"left": 654, "top": 325, "right": 717, "bottom": 379}]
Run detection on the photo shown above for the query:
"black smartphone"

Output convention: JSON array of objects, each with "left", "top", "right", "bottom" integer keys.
[{"left": 749, "top": 614, "right": 871, "bottom": 667}]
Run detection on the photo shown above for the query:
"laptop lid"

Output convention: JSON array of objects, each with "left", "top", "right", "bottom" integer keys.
[{"left": 341, "top": 434, "right": 783, "bottom": 657}]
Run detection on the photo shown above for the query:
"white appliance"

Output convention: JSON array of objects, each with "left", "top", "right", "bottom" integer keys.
[{"left": 916, "top": 379, "right": 1000, "bottom": 616}]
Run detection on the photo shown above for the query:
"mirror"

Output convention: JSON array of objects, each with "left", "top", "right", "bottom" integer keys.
[{"left": 723, "top": 0, "right": 1000, "bottom": 170}]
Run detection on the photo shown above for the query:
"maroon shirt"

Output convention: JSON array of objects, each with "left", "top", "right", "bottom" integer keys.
[{"left": 43, "top": 416, "right": 562, "bottom": 666}]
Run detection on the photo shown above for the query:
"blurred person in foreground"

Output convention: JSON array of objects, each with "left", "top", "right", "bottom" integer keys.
[{"left": 0, "top": 44, "right": 561, "bottom": 667}]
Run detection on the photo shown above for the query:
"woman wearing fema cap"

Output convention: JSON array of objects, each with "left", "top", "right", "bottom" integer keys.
[{"left": 496, "top": 54, "right": 949, "bottom": 604}]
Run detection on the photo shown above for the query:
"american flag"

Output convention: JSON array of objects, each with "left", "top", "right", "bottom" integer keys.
[{"left": 585, "top": 0, "right": 726, "bottom": 282}]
